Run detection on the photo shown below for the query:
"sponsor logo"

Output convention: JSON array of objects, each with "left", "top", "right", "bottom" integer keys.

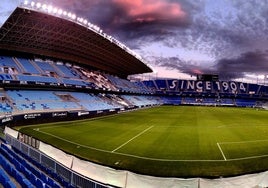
[
  {"left": 2, "top": 115, "right": 13, "bottom": 123},
  {"left": 78, "top": 111, "right": 89, "bottom": 116},
  {"left": 52, "top": 112, "right": 67, "bottom": 117},
  {"left": 24, "top": 113, "right": 41, "bottom": 120},
  {"left": 49, "top": 83, "right": 58, "bottom": 86},
  {"left": 20, "top": 81, "right": 28, "bottom": 84},
  {"left": 35, "top": 82, "right": 45, "bottom": 85}
]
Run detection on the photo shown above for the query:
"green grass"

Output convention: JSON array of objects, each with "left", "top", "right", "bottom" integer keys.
[{"left": 18, "top": 106, "right": 268, "bottom": 177}]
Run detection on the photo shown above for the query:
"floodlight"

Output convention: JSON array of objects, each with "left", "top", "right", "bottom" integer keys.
[
  {"left": 63, "top": 11, "right": 67, "bottom": 16},
  {"left": 24, "top": 0, "right": 28, "bottom": 5},
  {"left": 42, "top": 4, "right": 47, "bottom": 10},
  {"left": 31, "top": 1, "right": 35, "bottom": 7},
  {"left": 47, "top": 5, "right": 53, "bottom": 13},
  {"left": 53, "top": 7, "right": 58, "bottom": 14},
  {"left": 83, "top": 19, "right": 88, "bottom": 25},
  {"left": 57, "top": 9, "right": 63, "bottom": 15},
  {"left": 36, "top": 2, "right": 41, "bottom": 8},
  {"left": 71, "top": 14, "right": 76, "bottom": 20},
  {"left": 67, "top": 12, "right": 72, "bottom": 18}
]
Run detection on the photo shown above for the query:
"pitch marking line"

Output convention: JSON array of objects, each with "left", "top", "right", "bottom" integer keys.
[
  {"left": 33, "top": 129, "right": 268, "bottom": 162},
  {"left": 36, "top": 129, "right": 111, "bottom": 153},
  {"left": 34, "top": 128, "right": 224, "bottom": 162},
  {"left": 112, "top": 125, "right": 154, "bottom": 152},
  {"left": 219, "top": 139, "right": 268, "bottom": 144},
  {"left": 217, "top": 142, "right": 227, "bottom": 161}
]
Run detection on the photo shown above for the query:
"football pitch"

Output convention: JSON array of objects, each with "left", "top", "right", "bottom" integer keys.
[{"left": 18, "top": 106, "right": 268, "bottom": 177}]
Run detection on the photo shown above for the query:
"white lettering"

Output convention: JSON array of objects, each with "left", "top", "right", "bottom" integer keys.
[
  {"left": 215, "top": 82, "right": 221, "bottom": 91},
  {"left": 222, "top": 82, "right": 229, "bottom": 91},
  {"left": 187, "top": 80, "right": 195, "bottom": 90},
  {"left": 196, "top": 81, "right": 203, "bottom": 90},
  {"left": 170, "top": 80, "right": 177, "bottom": 89},
  {"left": 230, "top": 82, "right": 237, "bottom": 91},
  {"left": 239, "top": 83, "right": 246, "bottom": 92},
  {"left": 205, "top": 81, "right": 211, "bottom": 90}
]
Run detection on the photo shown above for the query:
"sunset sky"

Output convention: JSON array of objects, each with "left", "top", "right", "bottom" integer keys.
[{"left": 1, "top": 0, "right": 268, "bottom": 82}]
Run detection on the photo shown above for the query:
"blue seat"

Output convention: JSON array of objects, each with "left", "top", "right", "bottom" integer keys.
[
  {"left": 36, "top": 178, "right": 45, "bottom": 188},
  {"left": 5, "top": 180, "right": 17, "bottom": 188},
  {"left": 0, "top": 168, "right": 10, "bottom": 184},
  {"left": 22, "top": 178, "right": 35, "bottom": 188},
  {"left": 29, "top": 173, "right": 37, "bottom": 185}
]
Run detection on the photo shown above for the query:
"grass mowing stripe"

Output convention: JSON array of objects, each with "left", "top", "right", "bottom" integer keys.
[
  {"left": 112, "top": 125, "right": 154, "bottom": 152},
  {"left": 217, "top": 143, "right": 227, "bottom": 160}
]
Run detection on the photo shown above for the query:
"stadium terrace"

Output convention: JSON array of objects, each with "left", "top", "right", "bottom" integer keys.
[{"left": 0, "top": 2, "right": 268, "bottom": 188}]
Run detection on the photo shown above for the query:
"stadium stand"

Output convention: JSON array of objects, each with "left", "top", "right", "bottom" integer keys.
[{"left": 1, "top": 3, "right": 268, "bottom": 188}]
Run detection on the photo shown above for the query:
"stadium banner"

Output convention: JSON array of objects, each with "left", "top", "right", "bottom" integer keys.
[
  {"left": 125, "top": 171, "right": 199, "bottom": 188},
  {"left": 0, "top": 114, "right": 13, "bottom": 125},
  {"left": 10, "top": 111, "right": 71, "bottom": 126},
  {"left": 39, "top": 141, "right": 73, "bottom": 168},
  {"left": 157, "top": 79, "right": 248, "bottom": 93},
  {"left": 72, "top": 156, "right": 127, "bottom": 188},
  {"left": 4, "top": 126, "right": 18, "bottom": 139},
  {"left": 199, "top": 171, "right": 268, "bottom": 188}
]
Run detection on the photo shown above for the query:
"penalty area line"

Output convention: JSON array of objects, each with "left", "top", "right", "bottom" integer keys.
[
  {"left": 217, "top": 142, "right": 227, "bottom": 161},
  {"left": 112, "top": 125, "right": 154, "bottom": 153}
]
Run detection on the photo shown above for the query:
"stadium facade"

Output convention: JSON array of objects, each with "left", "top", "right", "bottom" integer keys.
[{"left": 0, "top": 2, "right": 268, "bottom": 188}]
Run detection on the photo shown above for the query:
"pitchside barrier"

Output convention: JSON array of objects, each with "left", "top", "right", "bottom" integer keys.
[
  {"left": 4, "top": 127, "right": 268, "bottom": 188},
  {"left": 0, "top": 109, "right": 125, "bottom": 127}
]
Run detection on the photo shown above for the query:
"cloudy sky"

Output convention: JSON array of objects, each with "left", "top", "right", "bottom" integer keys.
[{"left": 1, "top": 0, "right": 268, "bottom": 81}]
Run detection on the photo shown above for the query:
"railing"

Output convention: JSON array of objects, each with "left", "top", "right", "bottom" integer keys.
[{"left": 5, "top": 134, "right": 115, "bottom": 188}]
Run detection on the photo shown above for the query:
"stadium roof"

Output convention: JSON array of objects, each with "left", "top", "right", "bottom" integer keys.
[{"left": 0, "top": 5, "right": 152, "bottom": 78}]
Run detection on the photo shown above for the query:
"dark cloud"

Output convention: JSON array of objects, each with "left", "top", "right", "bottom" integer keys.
[
  {"left": 147, "top": 50, "right": 268, "bottom": 80},
  {"left": 40, "top": 0, "right": 192, "bottom": 46},
  {"left": 148, "top": 56, "right": 213, "bottom": 76},
  {"left": 4, "top": 0, "right": 268, "bottom": 79},
  {"left": 215, "top": 50, "right": 268, "bottom": 78}
]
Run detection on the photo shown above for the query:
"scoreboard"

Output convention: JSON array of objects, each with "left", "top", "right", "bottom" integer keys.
[{"left": 197, "top": 74, "right": 219, "bottom": 81}]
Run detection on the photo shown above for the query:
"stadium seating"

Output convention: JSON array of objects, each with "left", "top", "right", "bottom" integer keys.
[
  {"left": 0, "top": 55, "right": 266, "bottom": 112},
  {"left": 0, "top": 143, "right": 64, "bottom": 188},
  {"left": 17, "top": 74, "right": 58, "bottom": 83},
  {"left": 0, "top": 167, "right": 17, "bottom": 188},
  {"left": 16, "top": 58, "right": 40, "bottom": 74},
  {"left": 235, "top": 99, "right": 256, "bottom": 107},
  {"left": 0, "top": 56, "right": 20, "bottom": 72}
]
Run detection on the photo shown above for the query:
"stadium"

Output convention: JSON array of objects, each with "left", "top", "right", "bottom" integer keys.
[{"left": 1, "top": 1, "right": 268, "bottom": 188}]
